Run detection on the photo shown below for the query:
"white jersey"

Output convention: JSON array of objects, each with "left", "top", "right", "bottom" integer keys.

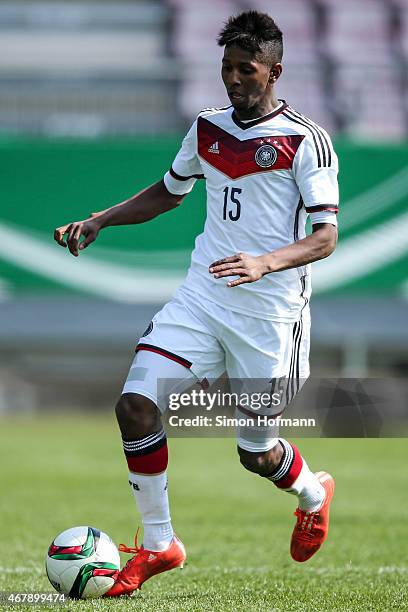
[{"left": 164, "top": 101, "right": 339, "bottom": 322}]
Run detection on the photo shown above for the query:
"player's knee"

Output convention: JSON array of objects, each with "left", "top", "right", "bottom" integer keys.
[
  {"left": 238, "top": 447, "right": 270, "bottom": 475},
  {"left": 115, "top": 393, "right": 160, "bottom": 438},
  {"left": 237, "top": 445, "right": 282, "bottom": 476}
]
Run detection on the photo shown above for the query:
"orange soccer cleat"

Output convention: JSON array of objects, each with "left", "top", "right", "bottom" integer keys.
[
  {"left": 290, "top": 471, "right": 335, "bottom": 563},
  {"left": 104, "top": 529, "right": 186, "bottom": 597}
]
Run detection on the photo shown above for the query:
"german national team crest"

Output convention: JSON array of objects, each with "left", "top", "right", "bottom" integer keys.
[{"left": 255, "top": 144, "right": 278, "bottom": 168}]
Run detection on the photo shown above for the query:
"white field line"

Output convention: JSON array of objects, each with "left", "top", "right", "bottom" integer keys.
[
  {"left": 2, "top": 197, "right": 408, "bottom": 299},
  {"left": 3, "top": 565, "right": 407, "bottom": 576},
  {"left": 313, "top": 210, "right": 408, "bottom": 292},
  {"left": 0, "top": 567, "right": 42, "bottom": 575},
  {"left": 91, "top": 245, "right": 190, "bottom": 268},
  {"left": 198, "top": 565, "right": 408, "bottom": 575},
  {"left": 341, "top": 165, "right": 408, "bottom": 231},
  {"left": 0, "top": 222, "right": 185, "bottom": 303}
]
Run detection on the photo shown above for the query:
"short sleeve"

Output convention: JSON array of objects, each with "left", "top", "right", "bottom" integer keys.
[
  {"left": 293, "top": 129, "right": 339, "bottom": 226},
  {"left": 163, "top": 120, "right": 204, "bottom": 196}
]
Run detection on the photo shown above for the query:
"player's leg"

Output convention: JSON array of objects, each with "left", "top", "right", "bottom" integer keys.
[
  {"left": 106, "top": 292, "right": 225, "bottom": 596},
  {"left": 224, "top": 309, "right": 334, "bottom": 562},
  {"left": 237, "top": 441, "right": 326, "bottom": 512},
  {"left": 237, "top": 439, "right": 334, "bottom": 562},
  {"left": 106, "top": 353, "right": 194, "bottom": 597},
  {"left": 116, "top": 349, "right": 197, "bottom": 555}
]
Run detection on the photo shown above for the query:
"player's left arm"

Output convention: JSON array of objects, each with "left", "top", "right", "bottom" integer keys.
[
  {"left": 210, "top": 126, "right": 339, "bottom": 287},
  {"left": 208, "top": 223, "right": 337, "bottom": 287}
]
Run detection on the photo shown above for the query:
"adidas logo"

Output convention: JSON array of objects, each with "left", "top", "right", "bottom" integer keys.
[
  {"left": 208, "top": 141, "right": 220, "bottom": 154},
  {"left": 147, "top": 553, "right": 157, "bottom": 562}
]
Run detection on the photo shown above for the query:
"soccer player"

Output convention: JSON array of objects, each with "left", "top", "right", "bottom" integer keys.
[{"left": 54, "top": 11, "right": 338, "bottom": 596}]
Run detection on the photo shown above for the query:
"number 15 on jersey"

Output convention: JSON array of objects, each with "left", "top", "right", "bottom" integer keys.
[{"left": 222, "top": 187, "right": 242, "bottom": 221}]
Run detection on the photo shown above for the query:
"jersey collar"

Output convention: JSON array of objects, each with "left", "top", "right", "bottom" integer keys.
[{"left": 231, "top": 100, "right": 288, "bottom": 130}]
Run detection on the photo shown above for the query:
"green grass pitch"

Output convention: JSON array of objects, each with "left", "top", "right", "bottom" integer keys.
[{"left": 1, "top": 414, "right": 407, "bottom": 611}]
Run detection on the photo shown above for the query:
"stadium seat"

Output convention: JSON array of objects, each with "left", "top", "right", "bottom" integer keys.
[
  {"left": 320, "top": 0, "right": 393, "bottom": 65},
  {"left": 249, "top": 0, "right": 317, "bottom": 66},
  {"left": 278, "top": 64, "right": 333, "bottom": 132},
  {"left": 334, "top": 65, "right": 405, "bottom": 140},
  {"left": 167, "top": 0, "right": 236, "bottom": 119},
  {"left": 394, "top": 0, "right": 408, "bottom": 59}
]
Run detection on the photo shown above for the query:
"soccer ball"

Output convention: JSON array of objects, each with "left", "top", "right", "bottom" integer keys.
[{"left": 46, "top": 526, "right": 120, "bottom": 599}]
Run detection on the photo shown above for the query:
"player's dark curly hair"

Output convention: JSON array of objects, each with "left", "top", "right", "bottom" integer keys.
[{"left": 217, "top": 10, "right": 283, "bottom": 66}]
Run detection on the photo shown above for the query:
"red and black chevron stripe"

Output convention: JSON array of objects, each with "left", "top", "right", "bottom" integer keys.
[{"left": 197, "top": 117, "right": 304, "bottom": 180}]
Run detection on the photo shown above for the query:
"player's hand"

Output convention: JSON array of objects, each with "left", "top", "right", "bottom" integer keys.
[
  {"left": 53, "top": 217, "right": 101, "bottom": 257},
  {"left": 209, "top": 252, "right": 267, "bottom": 287}
]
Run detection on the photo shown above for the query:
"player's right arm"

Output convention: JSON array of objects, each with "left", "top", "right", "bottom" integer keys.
[
  {"left": 54, "top": 179, "right": 185, "bottom": 257},
  {"left": 54, "top": 120, "right": 202, "bottom": 257}
]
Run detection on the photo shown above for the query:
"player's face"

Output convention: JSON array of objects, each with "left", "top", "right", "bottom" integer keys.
[{"left": 221, "top": 45, "right": 277, "bottom": 115}]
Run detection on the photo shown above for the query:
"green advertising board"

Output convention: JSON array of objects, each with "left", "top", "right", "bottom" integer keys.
[{"left": 1, "top": 137, "right": 407, "bottom": 301}]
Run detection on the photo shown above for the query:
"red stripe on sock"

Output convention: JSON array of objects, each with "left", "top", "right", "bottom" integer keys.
[
  {"left": 274, "top": 443, "right": 303, "bottom": 489},
  {"left": 126, "top": 443, "right": 168, "bottom": 474}
]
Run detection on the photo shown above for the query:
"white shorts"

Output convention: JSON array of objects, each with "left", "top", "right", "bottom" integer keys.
[{"left": 122, "top": 287, "right": 310, "bottom": 452}]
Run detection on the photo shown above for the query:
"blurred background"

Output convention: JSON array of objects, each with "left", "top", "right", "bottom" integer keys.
[{"left": 0, "top": 0, "right": 408, "bottom": 412}]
